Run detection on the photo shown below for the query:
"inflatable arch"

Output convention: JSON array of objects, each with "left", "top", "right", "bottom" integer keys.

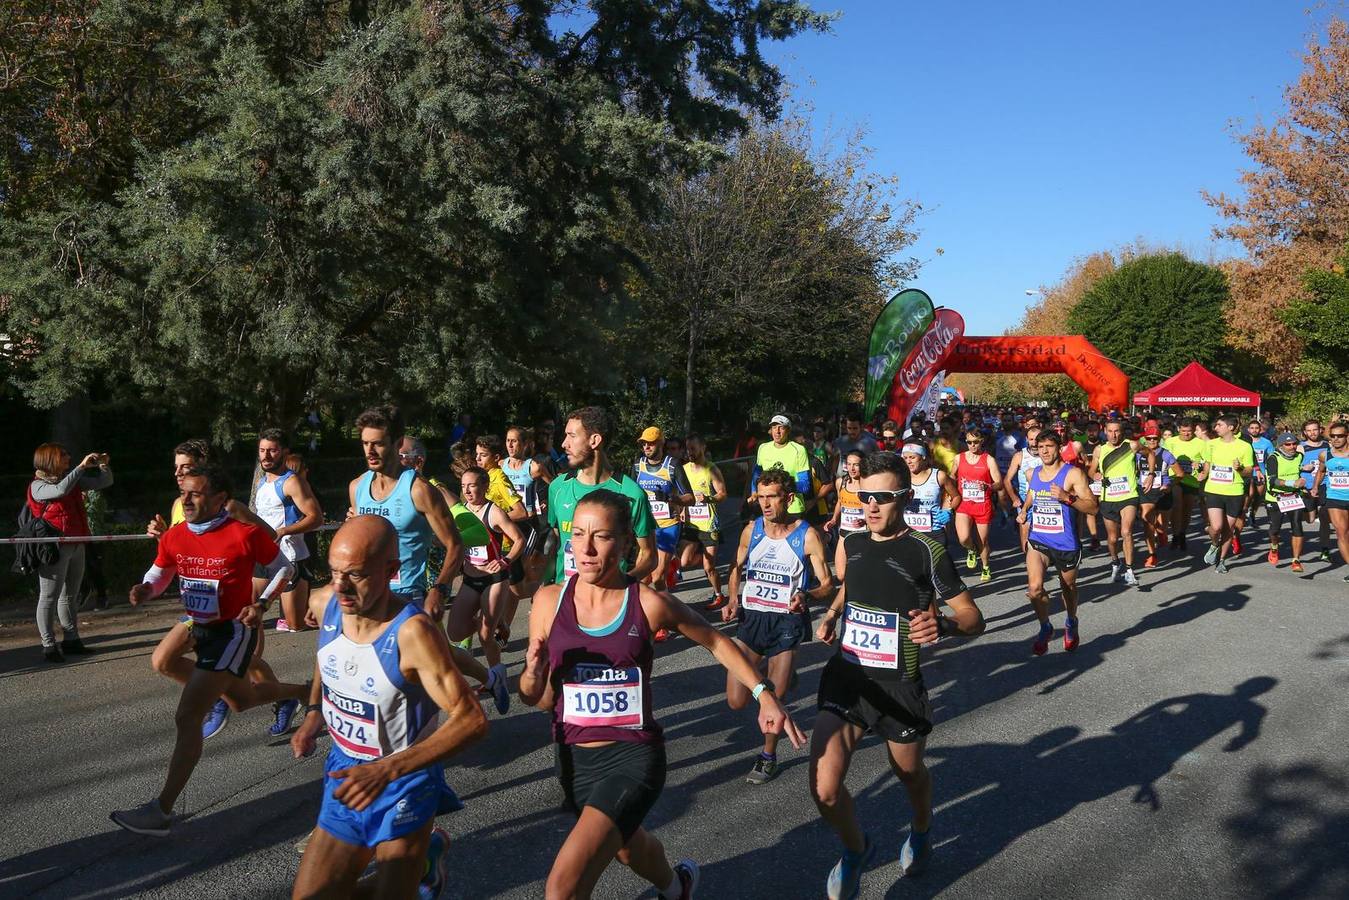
[{"left": 944, "top": 336, "right": 1129, "bottom": 412}]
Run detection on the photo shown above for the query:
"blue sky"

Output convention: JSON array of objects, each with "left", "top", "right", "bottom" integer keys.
[{"left": 763, "top": 1, "right": 1340, "bottom": 335}]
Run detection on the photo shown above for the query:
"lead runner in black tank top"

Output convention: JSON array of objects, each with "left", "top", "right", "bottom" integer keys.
[
  {"left": 811, "top": 451, "right": 985, "bottom": 897},
  {"left": 518, "top": 489, "right": 804, "bottom": 900}
]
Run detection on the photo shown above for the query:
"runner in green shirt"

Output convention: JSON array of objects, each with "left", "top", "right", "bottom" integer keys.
[
  {"left": 1198, "top": 414, "right": 1255, "bottom": 574},
  {"left": 748, "top": 415, "right": 813, "bottom": 516},
  {"left": 1163, "top": 418, "right": 1208, "bottom": 551}
]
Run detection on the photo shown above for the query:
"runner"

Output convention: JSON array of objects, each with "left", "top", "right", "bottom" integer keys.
[
  {"left": 723, "top": 469, "right": 833, "bottom": 784},
  {"left": 518, "top": 489, "right": 803, "bottom": 900},
  {"left": 832, "top": 413, "right": 879, "bottom": 477},
  {"left": 1164, "top": 418, "right": 1207, "bottom": 551},
  {"left": 633, "top": 426, "right": 694, "bottom": 591},
  {"left": 253, "top": 429, "right": 324, "bottom": 633},
  {"left": 1263, "top": 432, "right": 1309, "bottom": 572},
  {"left": 1242, "top": 419, "right": 1276, "bottom": 541},
  {"left": 1087, "top": 420, "right": 1140, "bottom": 586},
  {"left": 812, "top": 451, "right": 984, "bottom": 897},
  {"left": 1199, "top": 414, "right": 1256, "bottom": 574},
  {"left": 1300, "top": 419, "right": 1333, "bottom": 561},
  {"left": 902, "top": 443, "right": 959, "bottom": 541},
  {"left": 748, "top": 415, "right": 813, "bottom": 517},
  {"left": 993, "top": 414, "right": 1026, "bottom": 525},
  {"left": 953, "top": 427, "right": 1001, "bottom": 583},
  {"left": 1004, "top": 425, "right": 1044, "bottom": 552},
  {"left": 1018, "top": 431, "right": 1098, "bottom": 655},
  {"left": 111, "top": 465, "right": 310, "bottom": 836},
  {"left": 347, "top": 406, "right": 508, "bottom": 713},
  {"left": 1319, "top": 421, "right": 1349, "bottom": 577},
  {"left": 825, "top": 450, "right": 869, "bottom": 540},
  {"left": 678, "top": 435, "right": 729, "bottom": 611},
  {"left": 504, "top": 424, "right": 555, "bottom": 596},
  {"left": 289, "top": 516, "right": 488, "bottom": 900},
  {"left": 1136, "top": 426, "right": 1179, "bottom": 568},
  {"left": 446, "top": 466, "right": 525, "bottom": 677}
]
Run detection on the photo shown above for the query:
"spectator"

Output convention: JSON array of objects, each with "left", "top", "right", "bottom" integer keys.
[{"left": 29, "top": 443, "right": 113, "bottom": 662}]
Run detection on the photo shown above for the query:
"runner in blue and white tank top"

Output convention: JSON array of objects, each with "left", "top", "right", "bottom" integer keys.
[
  {"left": 1004, "top": 425, "right": 1043, "bottom": 553},
  {"left": 254, "top": 428, "right": 324, "bottom": 637},
  {"left": 290, "top": 515, "right": 488, "bottom": 898},
  {"left": 901, "top": 443, "right": 956, "bottom": 538},
  {"left": 1017, "top": 431, "right": 1099, "bottom": 657}
]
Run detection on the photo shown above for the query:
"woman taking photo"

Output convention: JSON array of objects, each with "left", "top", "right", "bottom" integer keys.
[
  {"left": 29, "top": 443, "right": 113, "bottom": 662},
  {"left": 518, "top": 489, "right": 802, "bottom": 899}
]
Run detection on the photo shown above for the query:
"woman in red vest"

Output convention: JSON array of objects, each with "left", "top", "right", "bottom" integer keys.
[{"left": 29, "top": 443, "right": 113, "bottom": 662}]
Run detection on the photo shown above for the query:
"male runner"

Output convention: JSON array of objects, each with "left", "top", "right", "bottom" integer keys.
[
  {"left": 634, "top": 426, "right": 694, "bottom": 590},
  {"left": 474, "top": 435, "right": 529, "bottom": 523},
  {"left": 832, "top": 413, "right": 879, "bottom": 478},
  {"left": 1004, "top": 425, "right": 1043, "bottom": 552},
  {"left": 724, "top": 469, "right": 832, "bottom": 784},
  {"left": 1199, "top": 414, "right": 1255, "bottom": 574},
  {"left": 1165, "top": 418, "right": 1207, "bottom": 550},
  {"left": 1087, "top": 420, "right": 1140, "bottom": 586},
  {"left": 749, "top": 414, "right": 813, "bottom": 516},
  {"left": 1300, "top": 419, "right": 1333, "bottom": 561},
  {"left": 254, "top": 428, "right": 324, "bottom": 633},
  {"left": 812, "top": 451, "right": 984, "bottom": 896},
  {"left": 992, "top": 414, "right": 1026, "bottom": 524},
  {"left": 111, "top": 466, "right": 310, "bottom": 836},
  {"left": 290, "top": 516, "right": 488, "bottom": 900},
  {"left": 1321, "top": 422, "right": 1349, "bottom": 579},
  {"left": 1242, "top": 419, "right": 1275, "bottom": 540},
  {"left": 504, "top": 423, "right": 556, "bottom": 595},
  {"left": 1019, "top": 431, "right": 1099, "bottom": 655}
]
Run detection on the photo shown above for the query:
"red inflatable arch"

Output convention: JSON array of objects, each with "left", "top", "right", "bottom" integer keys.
[{"left": 945, "top": 336, "right": 1130, "bottom": 412}]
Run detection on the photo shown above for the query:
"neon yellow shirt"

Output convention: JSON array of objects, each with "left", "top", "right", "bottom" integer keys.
[
  {"left": 682, "top": 461, "right": 721, "bottom": 533},
  {"left": 1203, "top": 438, "right": 1254, "bottom": 496},
  {"left": 755, "top": 441, "right": 811, "bottom": 514},
  {"left": 1096, "top": 441, "right": 1139, "bottom": 502},
  {"left": 1164, "top": 437, "right": 1207, "bottom": 487}
]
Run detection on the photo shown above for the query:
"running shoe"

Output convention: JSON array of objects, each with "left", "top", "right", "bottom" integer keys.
[
  {"left": 1144, "top": 554, "right": 1157, "bottom": 569},
  {"left": 110, "top": 800, "right": 172, "bottom": 837},
  {"left": 1109, "top": 560, "right": 1123, "bottom": 583},
  {"left": 898, "top": 828, "right": 932, "bottom": 878},
  {"left": 202, "top": 699, "right": 230, "bottom": 740},
  {"left": 487, "top": 663, "right": 510, "bottom": 715},
  {"left": 673, "top": 859, "right": 700, "bottom": 899},
  {"left": 1342, "top": 573, "right": 1349, "bottom": 584},
  {"left": 704, "top": 594, "right": 728, "bottom": 611},
  {"left": 1216, "top": 559, "right": 1230, "bottom": 574},
  {"left": 275, "top": 618, "right": 291, "bottom": 633},
  {"left": 979, "top": 567, "right": 991, "bottom": 583},
  {"left": 1231, "top": 533, "right": 1242, "bottom": 555},
  {"left": 1267, "top": 550, "right": 1278, "bottom": 566},
  {"left": 418, "top": 827, "right": 451, "bottom": 900},
  {"left": 268, "top": 699, "right": 300, "bottom": 737},
  {"left": 653, "top": 628, "right": 671, "bottom": 643},
  {"left": 1203, "top": 544, "right": 1218, "bottom": 566},
  {"left": 1319, "top": 549, "right": 1332, "bottom": 562},
  {"left": 495, "top": 621, "right": 511, "bottom": 644},
  {"left": 1291, "top": 559, "right": 1304, "bottom": 573},
  {"left": 965, "top": 550, "right": 978, "bottom": 571},
  {"left": 453, "top": 635, "right": 473, "bottom": 651},
  {"left": 746, "top": 755, "right": 779, "bottom": 785},
  {"left": 1032, "top": 622, "right": 1054, "bottom": 656},
  {"left": 1123, "top": 568, "right": 1138, "bottom": 587},
  {"left": 1063, "top": 618, "right": 1079, "bottom": 652},
  {"left": 826, "top": 835, "right": 874, "bottom": 900}
]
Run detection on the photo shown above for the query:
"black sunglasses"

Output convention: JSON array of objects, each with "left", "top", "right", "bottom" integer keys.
[{"left": 857, "top": 489, "right": 909, "bottom": 506}]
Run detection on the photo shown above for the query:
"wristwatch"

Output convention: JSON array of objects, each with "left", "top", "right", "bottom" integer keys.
[
  {"left": 751, "top": 679, "right": 776, "bottom": 700},
  {"left": 935, "top": 613, "right": 950, "bottom": 638},
  {"left": 305, "top": 703, "right": 322, "bottom": 715}
]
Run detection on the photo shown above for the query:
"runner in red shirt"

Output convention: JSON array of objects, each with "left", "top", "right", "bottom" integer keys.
[
  {"left": 110, "top": 466, "right": 310, "bottom": 837},
  {"left": 954, "top": 428, "right": 1002, "bottom": 583}
]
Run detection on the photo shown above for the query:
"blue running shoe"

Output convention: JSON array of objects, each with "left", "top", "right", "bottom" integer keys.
[
  {"left": 268, "top": 699, "right": 300, "bottom": 737},
  {"left": 488, "top": 663, "right": 510, "bottom": 715},
  {"left": 899, "top": 828, "right": 932, "bottom": 877},
  {"left": 202, "top": 699, "right": 230, "bottom": 740},
  {"left": 826, "top": 835, "right": 874, "bottom": 900},
  {"left": 419, "top": 827, "right": 451, "bottom": 900}
]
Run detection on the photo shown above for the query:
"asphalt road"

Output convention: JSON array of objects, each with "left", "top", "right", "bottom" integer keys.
[{"left": 2, "top": 512, "right": 1347, "bottom": 899}]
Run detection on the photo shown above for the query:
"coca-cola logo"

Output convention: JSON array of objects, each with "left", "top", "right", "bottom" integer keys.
[{"left": 898, "top": 314, "right": 963, "bottom": 394}]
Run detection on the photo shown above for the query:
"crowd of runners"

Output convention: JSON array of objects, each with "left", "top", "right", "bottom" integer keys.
[{"left": 34, "top": 398, "right": 1346, "bottom": 899}]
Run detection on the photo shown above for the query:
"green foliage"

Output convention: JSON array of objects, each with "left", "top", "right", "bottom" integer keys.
[
  {"left": 0, "top": 0, "right": 830, "bottom": 443},
  {"left": 1067, "top": 253, "right": 1231, "bottom": 381},
  {"left": 1280, "top": 252, "right": 1349, "bottom": 417}
]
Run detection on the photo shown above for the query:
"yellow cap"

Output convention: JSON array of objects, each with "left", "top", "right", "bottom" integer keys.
[{"left": 638, "top": 426, "right": 664, "bottom": 443}]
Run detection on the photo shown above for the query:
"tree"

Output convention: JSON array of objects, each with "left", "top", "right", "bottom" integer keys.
[
  {"left": 1066, "top": 253, "right": 1231, "bottom": 382},
  {"left": 1279, "top": 249, "right": 1349, "bottom": 417},
  {"left": 621, "top": 117, "right": 920, "bottom": 432},
  {"left": 1206, "top": 19, "right": 1349, "bottom": 374},
  {"left": 0, "top": 0, "right": 831, "bottom": 442}
]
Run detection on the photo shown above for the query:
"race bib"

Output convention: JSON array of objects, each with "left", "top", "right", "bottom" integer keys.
[
  {"left": 960, "top": 481, "right": 986, "bottom": 503},
  {"left": 466, "top": 543, "right": 490, "bottom": 566},
  {"left": 1210, "top": 466, "right": 1235, "bottom": 485},
  {"left": 1104, "top": 479, "right": 1133, "bottom": 499},
  {"left": 1089, "top": 481, "right": 1103, "bottom": 498},
  {"left": 649, "top": 500, "right": 671, "bottom": 519},
  {"left": 840, "top": 506, "right": 866, "bottom": 531},
  {"left": 903, "top": 510, "right": 933, "bottom": 531},
  {"left": 1276, "top": 494, "right": 1305, "bottom": 513},
  {"left": 562, "top": 540, "right": 577, "bottom": 578},
  {"left": 322, "top": 683, "right": 382, "bottom": 760},
  {"left": 840, "top": 604, "right": 900, "bottom": 669},
  {"left": 1030, "top": 498, "right": 1066, "bottom": 535},
  {"left": 688, "top": 503, "right": 712, "bottom": 523},
  {"left": 180, "top": 577, "right": 221, "bottom": 622},
  {"left": 1329, "top": 473, "right": 1349, "bottom": 490},
  {"left": 561, "top": 665, "right": 644, "bottom": 730},
  {"left": 742, "top": 569, "right": 792, "bottom": 614}
]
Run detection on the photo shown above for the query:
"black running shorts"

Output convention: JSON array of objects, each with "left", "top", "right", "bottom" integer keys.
[
  {"left": 190, "top": 621, "right": 258, "bottom": 678},
  {"left": 556, "top": 741, "right": 665, "bottom": 842},
  {"left": 817, "top": 656, "right": 932, "bottom": 744}
]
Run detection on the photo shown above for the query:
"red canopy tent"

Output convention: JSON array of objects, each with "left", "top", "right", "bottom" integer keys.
[{"left": 1132, "top": 362, "right": 1261, "bottom": 411}]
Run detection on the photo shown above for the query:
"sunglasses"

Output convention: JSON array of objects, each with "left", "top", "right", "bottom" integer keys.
[{"left": 857, "top": 490, "right": 908, "bottom": 506}]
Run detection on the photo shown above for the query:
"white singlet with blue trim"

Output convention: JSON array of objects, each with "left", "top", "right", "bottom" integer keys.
[
  {"left": 740, "top": 519, "right": 811, "bottom": 615},
  {"left": 255, "top": 470, "right": 307, "bottom": 561}
]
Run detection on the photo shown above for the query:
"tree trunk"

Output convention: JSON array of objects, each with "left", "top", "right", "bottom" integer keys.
[{"left": 684, "top": 317, "right": 698, "bottom": 435}]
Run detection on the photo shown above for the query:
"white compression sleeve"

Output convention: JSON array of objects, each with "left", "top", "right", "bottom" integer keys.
[
  {"left": 257, "top": 555, "right": 296, "bottom": 602},
  {"left": 141, "top": 564, "right": 175, "bottom": 597}
]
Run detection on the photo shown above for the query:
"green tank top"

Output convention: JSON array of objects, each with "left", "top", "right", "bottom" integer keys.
[
  {"left": 1099, "top": 442, "right": 1138, "bottom": 502},
  {"left": 1263, "top": 452, "right": 1305, "bottom": 504},
  {"left": 451, "top": 502, "right": 490, "bottom": 549}
]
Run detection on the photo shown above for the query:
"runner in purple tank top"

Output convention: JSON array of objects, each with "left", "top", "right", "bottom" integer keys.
[{"left": 518, "top": 489, "right": 803, "bottom": 900}]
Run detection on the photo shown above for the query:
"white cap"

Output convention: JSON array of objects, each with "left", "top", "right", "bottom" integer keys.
[{"left": 769, "top": 415, "right": 791, "bottom": 427}]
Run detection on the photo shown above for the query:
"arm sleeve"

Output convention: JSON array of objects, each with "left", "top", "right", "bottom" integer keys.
[
  {"left": 257, "top": 552, "right": 296, "bottom": 600},
  {"left": 794, "top": 446, "right": 812, "bottom": 496},
  {"left": 29, "top": 469, "right": 85, "bottom": 502},
  {"left": 140, "top": 563, "right": 177, "bottom": 597}
]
